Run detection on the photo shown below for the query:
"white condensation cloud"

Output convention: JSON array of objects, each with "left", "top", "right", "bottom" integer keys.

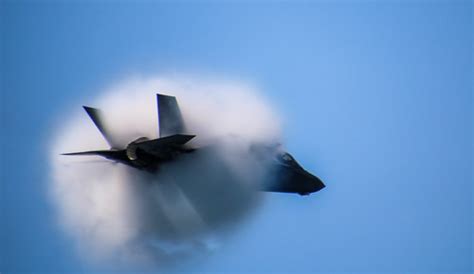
[{"left": 49, "top": 75, "right": 281, "bottom": 268}]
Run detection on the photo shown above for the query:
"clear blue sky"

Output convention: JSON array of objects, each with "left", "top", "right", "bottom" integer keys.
[{"left": 1, "top": 1, "right": 472, "bottom": 273}]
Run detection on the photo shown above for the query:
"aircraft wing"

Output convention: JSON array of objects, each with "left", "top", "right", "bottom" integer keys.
[
  {"left": 157, "top": 94, "right": 186, "bottom": 137},
  {"left": 135, "top": 134, "right": 195, "bottom": 155}
]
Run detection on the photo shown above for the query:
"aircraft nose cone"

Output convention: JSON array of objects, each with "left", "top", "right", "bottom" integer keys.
[
  {"left": 310, "top": 173, "right": 325, "bottom": 192},
  {"left": 297, "top": 170, "right": 325, "bottom": 195}
]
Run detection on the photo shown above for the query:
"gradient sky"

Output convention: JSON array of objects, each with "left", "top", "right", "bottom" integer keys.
[{"left": 1, "top": 1, "right": 472, "bottom": 273}]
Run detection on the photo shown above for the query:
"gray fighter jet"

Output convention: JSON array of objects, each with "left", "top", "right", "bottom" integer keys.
[{"left": 62, "top": 94, "right": 325, "bottom": 195}]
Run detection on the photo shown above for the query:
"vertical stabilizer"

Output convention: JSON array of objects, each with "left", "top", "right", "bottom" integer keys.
[
  {"left": 157, "top": 94, "right": 186, "bottom": 137},
  {"left": 83, "top": 106, "right": 119, "bottom": 149}
]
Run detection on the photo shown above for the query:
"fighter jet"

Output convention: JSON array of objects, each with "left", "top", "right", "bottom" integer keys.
[{"left": 62, "top": 94, "right": 325, "bottom": 195}]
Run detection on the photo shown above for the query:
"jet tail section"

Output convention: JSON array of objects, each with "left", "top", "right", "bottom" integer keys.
[
  {"left": 62, "top": 134, "right": 195, "bottom": 160},
  {"left": 61, "top": 95, "right": 194, "bottom": 169}
]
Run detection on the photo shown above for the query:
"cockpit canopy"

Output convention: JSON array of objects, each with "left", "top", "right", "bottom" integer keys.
[
  {"left": 249, "top": 143, "right": 305, "bottom": 171},
  {"left": 275, "top": 152, "right": 303, "bottom": 170}
]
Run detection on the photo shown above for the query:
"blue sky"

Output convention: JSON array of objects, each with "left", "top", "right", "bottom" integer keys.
[{"left": 1, "top": 1, "right": 472, "bottom": 273}]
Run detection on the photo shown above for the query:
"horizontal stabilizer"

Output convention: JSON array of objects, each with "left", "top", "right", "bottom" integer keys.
[{"left": 61, "top": 150, "right": 125, "bottom": 161}]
